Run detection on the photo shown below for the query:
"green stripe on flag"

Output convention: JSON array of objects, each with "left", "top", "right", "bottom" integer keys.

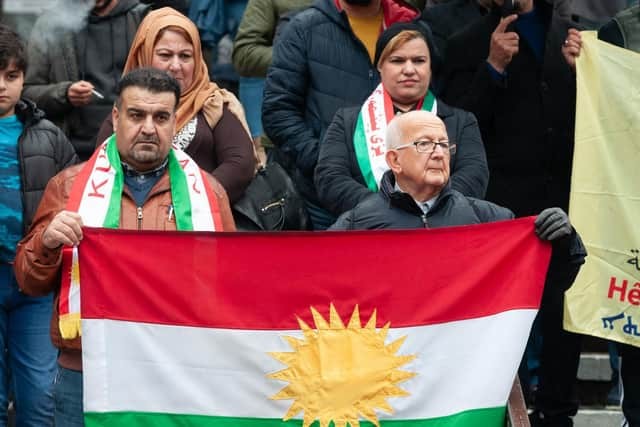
[
  {"left": 168, "top": 149, "right": 193, "bottom": 231},
  {"left": 353, "top": 113, "right": 379, "bottom": 192},
  {"left": 103, "top": 135, "right": 123, "bottom": 228},
  {"left": 85, "top": 406, "right": 506, "bottom": 427}
]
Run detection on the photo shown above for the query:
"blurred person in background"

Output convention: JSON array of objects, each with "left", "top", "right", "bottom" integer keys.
[
  {"left": 232, "top": 0, "right": 313, "bottom": 163},
  {"left": 96, "top": 7, "right": 255, "bottom": 203},
  {"left": 23, "top": 0, "right": 150, "bottom": 160},
  {"left": 420, "top": 0, "right": 491, "bottom": 58},
  {"left": 441, "top": 0, "right": 583, "bottom": 424}
]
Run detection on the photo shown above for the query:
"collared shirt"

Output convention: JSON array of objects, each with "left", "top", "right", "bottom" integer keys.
[
  {"left": 394, "top": 181, "right": 438, "bottom": 214},
  {"left": 122, "top": 159, "right": 168, "bottom": 207}
]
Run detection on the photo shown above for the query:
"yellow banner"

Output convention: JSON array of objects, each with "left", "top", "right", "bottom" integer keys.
[{"left": 565, "top": 32, "right": 640, "bottom": 346}]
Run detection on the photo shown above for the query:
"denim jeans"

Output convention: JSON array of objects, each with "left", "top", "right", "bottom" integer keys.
[
  {"left": 239, "top": 77, "right": 264, "bottom": 138},
  {"left": 53, "top": 365, "right": 83, "bottom": 427},
  {"left": 0, "top": 264, "right": 56, "bottom": 427}
]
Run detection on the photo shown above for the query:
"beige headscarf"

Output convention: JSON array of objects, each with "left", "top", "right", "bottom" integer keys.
[{"left": 123, "top": 7, "right": 249, "bottom": 136}]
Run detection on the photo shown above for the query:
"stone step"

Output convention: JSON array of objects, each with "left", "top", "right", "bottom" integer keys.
[
  {"left": 574, "top": 408, "right": 625, "bottom": 427},
  {"left": 577, "top": 352, "right": 614, "bottom": 382}
]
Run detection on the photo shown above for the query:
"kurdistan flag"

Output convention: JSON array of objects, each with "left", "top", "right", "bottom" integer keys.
[{"left": 79, "top": 218, "right": 550, "bottom": 427}]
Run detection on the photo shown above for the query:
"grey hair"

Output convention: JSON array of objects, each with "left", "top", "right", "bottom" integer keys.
[{"left": 386, "top": 111, "right": 445, "bottom": 150}]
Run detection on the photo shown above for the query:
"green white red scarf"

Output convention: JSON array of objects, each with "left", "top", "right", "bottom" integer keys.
[
  {"left": 58, "top": 135, "right": 222, "bottom": 339},
  {"left": 354, "top": 83, "right": 437, "bottom": 191}
]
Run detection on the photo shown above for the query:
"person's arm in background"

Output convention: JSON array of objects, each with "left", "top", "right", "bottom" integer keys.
[
  {"left": 262, "top": 17, "right": 319, "bottom": 177},
  {"left": 597, "top": 20, "right": 624, "bottom": 47},
  {"left": 232, "top": 0, "right": 278, "bottom": 77},
  {"left": 441, "top": 14, "right": 517, "bottom": 125}
]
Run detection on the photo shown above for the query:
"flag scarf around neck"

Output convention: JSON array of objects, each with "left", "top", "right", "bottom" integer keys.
[
  {"left": 565, "top": 32, "right": 640, "bottom": 347},
  {"left": 59, "top": 135, "right": 221, "bottom": 339},
  {"left": 354, "top": 83, "right": 437, "bottom": 191},
  {"left": 79, "top": 217, "right": 550, "bottom": 427}
]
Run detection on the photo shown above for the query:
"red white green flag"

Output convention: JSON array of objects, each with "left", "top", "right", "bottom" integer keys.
[{"left": 79, "top": 217, "right": 550, "bottom": 427}]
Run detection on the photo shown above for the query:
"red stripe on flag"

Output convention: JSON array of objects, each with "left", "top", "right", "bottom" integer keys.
[{"left": 79, "top": 217, "right": 550, "bottom": 330}]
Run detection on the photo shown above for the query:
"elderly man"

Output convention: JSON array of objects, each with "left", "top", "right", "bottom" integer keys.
[
  {"left": 14, "top": 68, "right": 235, "bottom": 427},
  {"left": 331, "top": 110, "right": 573, "bottom": 235},
  {"left": 330, "top": 111, "right": 586, "bottom": 427}
]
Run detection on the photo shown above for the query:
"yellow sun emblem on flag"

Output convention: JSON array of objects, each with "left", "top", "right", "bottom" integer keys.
[{"left": 267, "top": 304, "right": 416, "bottom": 427}]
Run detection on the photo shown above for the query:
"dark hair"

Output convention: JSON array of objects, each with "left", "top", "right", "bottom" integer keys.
[
  {"left": 373, "top": 21, "right": 441, "bottom": 76},
  {"left": 115, "top": 67, "right": 181, "bottom": 109},
  {"left": 0, "top": 24, "right": 27, "bottom": 72}
]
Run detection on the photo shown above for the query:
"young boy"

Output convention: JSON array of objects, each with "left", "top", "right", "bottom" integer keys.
[{"left": 0, "top": 24, "right": 77, "bottom": 426}]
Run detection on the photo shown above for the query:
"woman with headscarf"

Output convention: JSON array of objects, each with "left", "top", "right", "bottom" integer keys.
[
  {"left": 314, "top": 22, "right": 489, "bottom": 216},
  {"left": 97, "top": 7, "right": 255, "bottom": 203}
]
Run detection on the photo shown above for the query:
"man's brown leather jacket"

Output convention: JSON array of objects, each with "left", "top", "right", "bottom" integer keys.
[{"left": 13, "top": 162, "right": 236, "bottom": 371}]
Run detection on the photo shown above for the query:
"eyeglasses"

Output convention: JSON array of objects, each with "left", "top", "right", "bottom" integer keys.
[{"left": 393, "top": 140, "right": 457, "bottom": 155}]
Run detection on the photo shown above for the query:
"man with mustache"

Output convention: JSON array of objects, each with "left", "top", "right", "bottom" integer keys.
[
  {"left": 13, "top": 68, "right": 236, "bottom": 427},
  {"left": 441, "top": 0, "right": 583, "bottom": 425},
  {"left": 262, "top": 0, "right": 420, "bottom": 230}
]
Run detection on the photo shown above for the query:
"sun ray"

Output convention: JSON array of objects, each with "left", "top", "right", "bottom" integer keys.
[
  {"left": 371, "top": 396, "right": 394, "bottom": 414},
  {"left": 355, "top": 403, "right": 381, "bottom": 427},
  {"left": 267, "top": 368, "right": 298, "bottom": 382},
  {"left": 365, "top": 309, "right": 377, "bottom": 329},
  {"left": 347, "top": 418, "right": 360, "bottom": 427},
  {"left": 389, "top": 369, "right": 417, "bottom": 384},
  {"left": 346, "top": 414, "right": 360, "bottom": 427},
  {"left": 297, "top": 317, "right": 318, "bottom": 340},
  {"left": 347, "top": 305, "right": 361, "bottom": 329},
  {"left": 333, "top": 419, "right": 348, "bottom": 427},
  {"left": 283, "top": 335, "right": 305, "bottom": 350},
  {"left": 380, "top": 384, "right": 411, "bottom": 397},
  {"left": 378, "top": 322, "right": 390, "bottom": 342},
  {"left": 268, "top": 351, "right": 296, "bottom": 366},
  {"left": 270, "top": 385, "right": 297, "bottom": 400},
  {"left": 310, "top": 306, "right": 330, "bottom": 330},
  {"left": 302, "top": 412, "right": 315, "bottom": 427},
  {"left": 283, "top": 401, "right": 304, "bottom": 420},
  {"left": 329, "top": 303, "right": 345, "bottom": 329},
  {"left": 267, "top": 305, "right": 416, "bottom": 427},
  {"left": 385, "top": 335, "right": 408, "bottom": 354},
  {"left": 391, "top": 354, "right": 417, "bottom": 368}
]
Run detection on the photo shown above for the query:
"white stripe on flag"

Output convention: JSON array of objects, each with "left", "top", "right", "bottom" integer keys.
[{"left": 83, "top": 309, "right": 535, "bottom": 419}]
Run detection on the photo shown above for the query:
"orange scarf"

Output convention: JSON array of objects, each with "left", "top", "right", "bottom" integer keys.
[{"left": 123, "top": 7, "right": 219, "bottom": 132}]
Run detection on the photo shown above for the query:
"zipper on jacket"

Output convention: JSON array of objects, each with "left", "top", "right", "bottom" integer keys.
[
  {"left": 421, "top": 214, "right": 428, "bottom": 228},
  {"left": 137, "top": 206, "right": 143, "bottom": 230}
]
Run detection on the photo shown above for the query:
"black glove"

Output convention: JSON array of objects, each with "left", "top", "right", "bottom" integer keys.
[{"left": 535, "top": 207, "right": 572, "bottom": 241}]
